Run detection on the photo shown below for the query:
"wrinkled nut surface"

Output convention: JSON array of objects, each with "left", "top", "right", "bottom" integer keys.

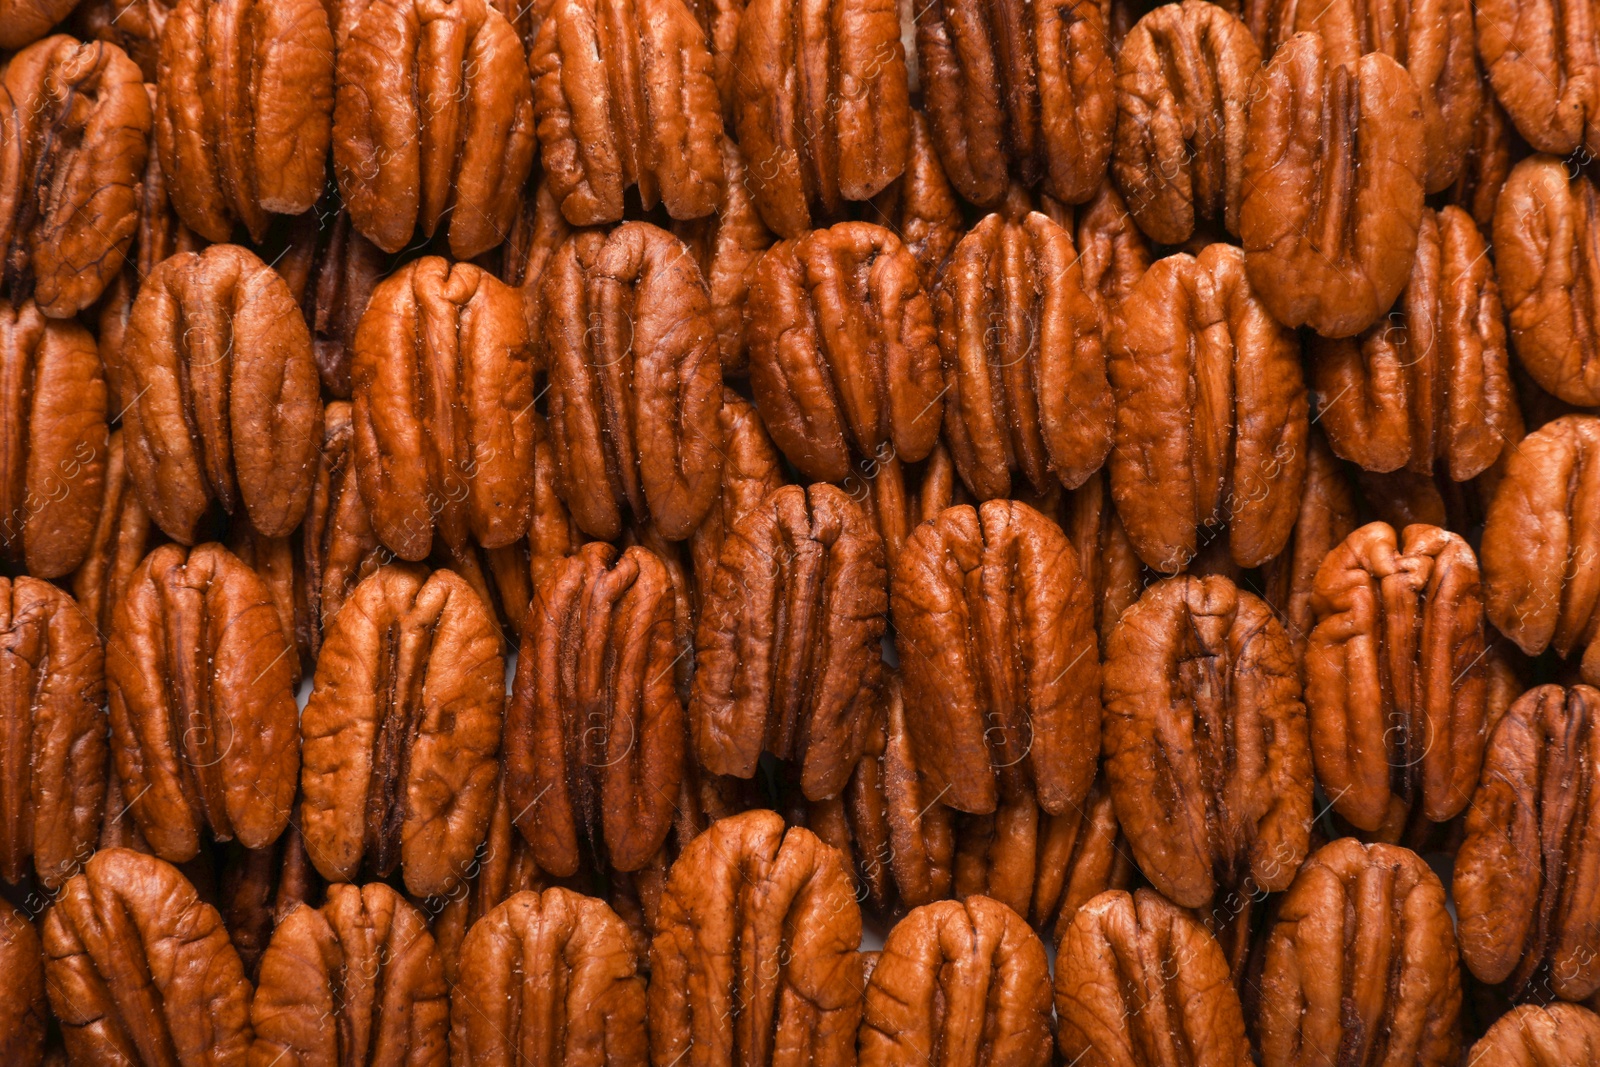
[
  {"left": 276, "top": 202, "right": 390, "bottom": 399},
  {"left": 1306, "top": 521, "right": 1489, "bottom": 830},
  {"left": 1481, "top": 416, "right": 1600, "bottom": 686},
  {"left": 122, "top": 243, "right": 321, "bottom": 543},
  {"left": 42, "top": 848, "right": 253, "bottom": 1067},
  {"left": 332, "top": 0, "right": 536, "bottom": 257},
  {"left": 0, "top": 302, "right": 109, "bottom": 578},
  {"left": 0, "top": 35, "right": 151, "bottom": 317},
  {"left": 1112, "top": 0, "right": 1261, "bottom": 245},
  {"left": 687, "top": 389, "right": 787, "bottom": 607},
  {"left": 531, "top": 0, "right": 725, "bottom": 226},
  {"left": 861, "top": 896, "right": 1051, "bottom": 1067},
  {"left": 732, "top": 0, "right": 911, "bottom": 236},
  {"left": 217, "top": 826, "right": 321, "bottom": 980},
  {"left": 1107, "top": 242, "right": 1308, "bottom": 571},
  {"left": 450, "top": 888, "right": 647, "bottom": 1067},
  {"left": 1071, "top": 179, "right": 1153, "bottom": 317},
  {"left": 300, "top": 400, "right": 384, "bottom": 656},
  {"left": 1102, "top": 574, "right": 1311, "bottom": 910},
  {"left": 507, "top": 542, "right": 685, "bottom": 877},
  {"left": 867, "top": 110, "right": 965, "bottom": 283},
  {"left": 69, "top": 430, "right": 160, "bottom": 637},
  {"left": 934, "top": 212, "right": 1113, "bottom": 500},
  {"left": 0, "top": 897, "right": 45, "bottom": 1067},
  {"left": 648, "top": 810, "right": 865, "bottom": 1067},
  {"left": 1455, "top": 685, "right": 1600, "bottom": 1001},
  {"left": 156, "top": 0, "right": 334, "bottom": 242},
  {"left": 251, "top": 883, "right": 449, "bottom": 1067},
  {"left": 107, "top": 542, "right": 300, "bottom": 863},
  {"left": 1313, "top": 206, "right": 1515, "bottom": 479},
  {"left": 1257, "top": 839, "right": 1461, "bottom": 1067},
  {"left": 692, "top": 483, "right": 887, "bottom": 801},
  {"left": 1259, "top": 431, "right": 1360, "bottom": 654},
  {"left": 1, "top": 0, "right": 82, "bottom": 48},
  {"left": 1493, "top": 156, "right": 1600, "bottom": 407},
  {"left": 74, "top": 0, "right": 178, "bottom": 79},
  {"left": 1468, "top": 1003, "right": 1600, "bottom": 1066},
  {"left": 353, "top": 257, "right": 535, "bottom": 562},
  {"left": 1054, "top": 889, "right": 1251, "bottom": 1067},
  {"left": 892, "top": 500, "right": 1100, "bottom": 817},
  {"left": 1476, "top": 0, "right": 1600, "bottom": 158},
  {"left": 541, "top": 223, "right": 725, "bottom": 542},
  {"left": 916, "top": 0, "right": 1114, "bottom": 208},
  {"left": 300, "top": 566, "right": 504, "bottom": 898},
  {"left": 1240, "top": 32, "right": 1426, "bottom": 338}
]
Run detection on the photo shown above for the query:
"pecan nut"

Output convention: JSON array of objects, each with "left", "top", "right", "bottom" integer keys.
[
  {"left": 0, "top": 898, "right": 45, "bottom": 1067},
  {"left": 215, "top": 827, "right": 321, "bottom": 980},
  {"left": 1468, "top": 1003, "right": 1600, "bottom": 1066},
  {"left": 69, "top": 433, "right": 160, "bottom": 639},
  {"left": 687, "top": 389, "right": 787, "bottom": 610},
  {"left": 865, "top": 110, "right": 965, "bottom": 283},
  {"left": 1071, "top": 178, "right": 1153, "bottom": 317},
  {"left": 73, "top": 0, "right": 177, "bottom": 79},
  {"left": 1476, "top": 0, "right": 1600, "bottom": 159},
  {"left": 1061, "top": 468, "right": 1143, "bottom": 650},
  {"left": 1258, "top": 431, "right": 1360, "bottom": 655},
  {"left": 1, "top": 0, "right": 83, "bottom": 48},
  {"left": 299, "top": 400, "right": 384, "bottom": 658},
  {"left": 274, "top": 198, "right": 390, "bottom": 399}
]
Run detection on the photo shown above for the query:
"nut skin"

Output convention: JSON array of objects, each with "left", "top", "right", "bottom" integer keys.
[
  {"left": 686, "top": 389, "right": 787, "bottom": 613},
  {"left": 1476, "top": 0, "right": 1600, "bottom": 159},
  {"left": 540, "top": 223, "right": 725, "bottom": 543},
  {"left": 691, "top": 483, "right": 887, "bottom": 801},
  {"left": 0, "top": 35, "right": 151, "bottom": 318},
  {"left": 1455, "top": 685, "right": 1600, "bottom": 1001},
  {"left": 1256, "top": 839, "right": 1462, "bottom": 1067},
  {"left": 934, "top": 212, "right": 1113, "bottom": 500},
  {"left": 250, "top": 883, "right": 449, "bottom": 1067},
  {"left": 865, "top": 110, "right": 965, "bottom": 283},
  {"left": 648, "top": 810, "right": 865, "bottom": 1067},
  {"left": 332, "top": 0, "right": 536, "bottom": 258},
  {"left": 42, "top": 848, "right": 254, "bottom": 1067},
  {"left": 891, "top": 500, "right": 1101, "bottom": 818},
  {"left": 1106, "top": 242, "right": 1309, "bottom": 572},
  {"left": 106, "top": 542, "right": 300, "bottom": 864},
  {"left": 0, "top": 897, "right": 46, "bottom": 1067},
  {"left": 1054, "top": 889, "right": 1252, "bottom": 1067},
  {"left": 299, "top": 566, "right": 504, "bottom": 898},
  {"left": 1468, "top": 1003, "right": 1600, "bottom": 1066},
  {"left": 530, "top": 0, "right": 726, "bottom": 227},
  {"left": 121, "top": 244, "right": 322, "bottom": 544},
  {"left": 1240, "top": 32, "right": 1426, "bottom": 338}
]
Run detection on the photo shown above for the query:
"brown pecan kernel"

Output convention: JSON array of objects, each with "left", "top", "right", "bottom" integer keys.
[
  {"left": 687, "top": 389, "right": 787, "bottom": 611},
  {"left": 0, "top": 0, "right": 83, "bottom": 48},
  {"left": 215, "top": 827, "right": 321, "bottom": 980},
  {"left": 0, "top": 898, "right": 45, "bottom": 1067},
  {"left": 74, "top": 0, "right": 178, "bottom": 79},
  {"left": 1258, "top": 431, "right": 1360, "bottom": 655},
  {"left": 864, "top": 110, "right": 965, "bottom": 283},
  {"left": 274, "top": 201, "right": 390, "bottom": 399},
  {"left": 68, "top": 433, "right": 158, "bottom": 640},
  {"left": 1476, "top": 0, "right": 1600, "bottom": 159},
  {"left": 1468, "top": 1003, "right": 1600, "bottom": 1066}
]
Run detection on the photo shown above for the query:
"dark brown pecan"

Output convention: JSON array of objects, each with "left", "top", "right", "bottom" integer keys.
[
  {"left": 215, "top": 826, "right": 321, "bottom": 980},
  {"left": 1455, "top": 685, "right": 1600, "bottom": 1001},
  {"left": 1256, "top": 839, "right": 1461, "bottom": 1067},
  {"left": 1112, "top": 0, "right": 1261, "bottom": 245},
  {"left": 299, "top": 401, "right": 385, "bottom": 659},
  {"left": 1469, "top": 1003, "right": 1600, "bottom": 1066},
  {"left": 299, "top": 565, "right": 504, "bottom": 897},
  {"left": 852, "top": 443, "right": 969, "bottom": 575},
  {"left": 273, "top": 199, "right": 389, "bottom": 399},
  {"left": 916, "top": 0, "right": 1114, "bottom": 208},
  {"left": 1071, "top": 179, "right": 1153, "bottom": 317},
  {"left": 692, "top": 483, "right": 887, "bottom": 801},
  {"left": 1258, "top": 431, "right": 1360, "bottom": 655},
  {"left": 1240, "top": 32, "right": 1427, "bottom": 338},
  {"left": 746, "top": 222, "right": 943, "bottom": 484},
  {"left": 0, "top": 577, "right": 106, "bottom": 890},
  {"left": 649, "top": 810, "right": 864, "bottom": 1067},
  {"left": 732, "top": 0, "right": 911, "bottom": 236},
  {"left": 1451, "top": 97, "right": 1520, "bottom": 232},
  {"left": 0, "top": 36, "right": 150, "bottom": 317},
  {"left": 934, "top": 211, "right": 1113, "bottom": 500},
  {"left": 73, "top": 0, "right": 177, "bottom": 79},
  {"left": 1107, "top": 242, "right": 1309, "bottom": 571},
  {"left": 1494, "top": 156, "right": 1600, "bottom": 407},
  {"left": 252, "top": 883, "right": 449, "bottom": 1067},
  {"left": 499, "top": 177, "right": 574, "bottom": 344},
  {"left": 106, "top": 543, "right": 299, "bottom": 863},
  {"left": 1055, "top": 889, "right": 1252, "bottom": 1067},
  {"left": 860, "top": 896, "right": 1051, "bottom": 1067},
  {"left": 530, "top": 0, "right": 725, "bottom": 226},
  {"left": 0, "top": 898, "right": 45, "bottom": 1067},
  {"left": 687, "top": 389, "right": 786, "bottom": 608},
  {"left": 1060, "top": 471, "right": 1143, "bottom": 651},
  {"left": 1482, "top": 415, "right": 1600, "bottom": 686},
  {"left": 352, "top": 257, "right": 536, "bottom": 562},
  {"left": 1476, "top": 0, "right": 1600, "bottom": 159},
  {"left": 332, "top": 0, "right": 536, "bottom": 257},
  {"left": 891, "top": 500, "right": 1100, "bottom": 817},
  {"left": 42, "top": 848, "right": 253, "bottom": 1067},
  {"left": 540, "top": 223, "right": 725, "bottom": 542},
  {"left": 864, "top": 110, "right": 965, "bottom": 283},
  {"left": 121, "top": 243, "right": 321, "bottom": 543}
]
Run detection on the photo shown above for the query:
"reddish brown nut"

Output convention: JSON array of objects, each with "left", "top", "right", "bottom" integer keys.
[
  {"left": 1482, "top": 415, "right": 1600, "bottom": 687},
  {"left": 273, "top": 200, "right": 390, "bottom": 399},
  {"left": 1060, "top": 469, "right": 1143, "bottom": 650},
  {"left": 1256, "top": 839, "right": 1461, "bottom": 1067},
  {"left": 1450, "top": 97, "right": 1520, "bottom": 233},
  {"left": 935, "top": 211, "right": 1112, "bottom": 500},
  {"left": 299, "top": 401, "right": 385, "bottom": 658},
  {"left": 746, "top": 222, "right": 943, "bottom": 484},
  {"left": 649, "top": 810, "right": 865, "bottom": 1067},
  {"left": 1312, "top": 205, "right": 1515, "bottom": 479},
  {"left": 299, "top": 566, "right": 504, "bottom": 898},
  {"left": 1258, "top": 431, "right": 1360, "bottom": 655},
  {"left": 215, "top": 826, "right": 322, "bottom": 980},
  {"left": 1, "top": 0, "right": 84, "bottom": 48},
  {"left": 540, "top": 223, "right": 725, "bottom": 542},
  {"left": 1468, "top": 1003, "right": 1600, "bottom": 1066},
  {"left": 121, "top": 244, "right": 321, "bottom": 543},
  {"left": 73, "top": 0, "right": 177, "bottom": 79},
  {"left": 865, "top": 110, "right": 965, "bottom": 283},
  {"left": 692, "top": 483, "right": 887, "bottom": 801},
  {"left": 251, "top": 883, "right": 449, "bottom": 1067},
  {"left": 106, "top": 543, "right": 299, "bottom": 863},
  {"left": 353, "top": 257, "right": 536, "bottom": 562},
  {"left": 1494, "top": 156, "right": 1600, "bottom": 407},
  {"left": 1071, "top": 179, "right": 1153, "bottom": 317},
  {"left": 42, "top": 848, "right": 253, "bottom": 1067},
  {"left": 1112, "top": 0, "right": 1261, "bottom": 245},
  {"left": 1107, "top": 243, "right": 1309, "bottom": 571},
  {"left": 732, "top": 0, "right": 911, "bottom": 236},
  {"left": 1240, "top": 32, "right": 1426, "bottom": 338},
  {"left": 687, "top": 389, "right": 787, "bottom": 609},
  {"left": 1055, "top": 889, "right": 1252, "bottom": 1067},
  {"left": 332, "top": 0, "right": 536, "bottom": 257},
  {"left": 0, "top": 898, "right": 45, "bottom": 1067},
  {"left": 1476, "top": 0, "right": 1600, "bottom": 159},
  {"left": 892, "top": 500, "right": 1100, "bottom": 817},
  {"left": 0, "top": 36, "right": 151, "bottom": 317}
]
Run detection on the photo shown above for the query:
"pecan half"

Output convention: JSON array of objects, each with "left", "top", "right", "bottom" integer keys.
[
  {"left": 1062, "top": 469, "right": 1144, "bottom": 650},
  {"left": 215, "top": 826, "right": 321, "bottom": 980},
  {"left": 1, "top": 0, "right": 84, "bottom": 48},
  {"left": 687, "top": 389, "right": 787, "bottom": 609},
  {"left": 1476, "top": 0, "right": 1600, "bottom": 159},
  {"left": 1258, "top": 431, "right": 1360, "bottom": 655},
  {"left": 1468, "top": 1003, "right": 1600, "bottom": 1066},
  {"left": 73, "top": 0, "right": 177, "bottom": 79},
  {"left": 299, "top": 400, "right": 385, "bottom": 659},
  {"left": 0, "top": 898, "right": 45, "bottom": 1067},
  {"left": 274, "top": 198, "right": 390, "bottom": 399},
  {"left": 1450, "top": 97, "right": 1520, "bottom": 232},
  {"left": 864, "top": 110, "right": 965, "bottom": 283},
  {"left": 1072, "top": 178, "right": 1153, "bottom": 316}
]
